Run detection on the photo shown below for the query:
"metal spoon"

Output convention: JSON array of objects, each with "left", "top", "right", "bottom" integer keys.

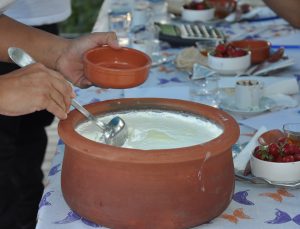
[
  {"left": 8, "top": 47, "right": 128, "bottom": 147},
  {"left": 235, "top": 169, "right": 300, "bottom": 189}
]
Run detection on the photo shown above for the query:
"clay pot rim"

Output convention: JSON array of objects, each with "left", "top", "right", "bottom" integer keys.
[
  {"left": 83, "top": 46, "right": 152, "bottom": 73},
  {"left": 230, "top": 39, "right": 271, "bottom": 50},
  {"left": 58, "top": 98, "right": 240, "bottom": 164}
]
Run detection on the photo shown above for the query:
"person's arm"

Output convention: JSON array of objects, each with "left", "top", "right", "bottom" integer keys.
[
  {"left": 0, "top": 63, "right": 75, "bottom": 119},
  {"left": 0, "top": 15, "right": 68, "bottom": 69},
  {"left": 263, "top": 0, "right": 300, "bottom": 28},
  {"left": 0, "top": 14, "right": 119, "bottom": 88},
  {"left": 0, "top": 14, "right": 119, "bottom": 118}
]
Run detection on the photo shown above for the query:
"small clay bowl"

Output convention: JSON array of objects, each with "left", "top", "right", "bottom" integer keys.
[
  {"left": 258, "top": 129, "right": 285, "bottom": 146},
  {"left": 206, "top": 0, "right": 237, "bottom": 19},
  {"left": 230, "top": 40, "right": 271, "bottom": 64},
  {"left": 84, "top": 46, "right": 152, "bottom": 89}
]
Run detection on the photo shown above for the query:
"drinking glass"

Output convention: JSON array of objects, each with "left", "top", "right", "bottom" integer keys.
[
  {"left": 283, "top": 123, "right": 300, "bottom": 146},
  {"left": 109, "top": 0, "right": 132, "bottom": 46},
  {"left": 190, "top": 76, "right": 220, "bottom": 107}
]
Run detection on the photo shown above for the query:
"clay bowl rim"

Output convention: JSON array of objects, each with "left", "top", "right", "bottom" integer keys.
[
  {"left": 229, "top": 40, "right": 271, "bottom": 52},
  {"left": 58, "top": 98, "right": 240, "bottom": 164},
  {"left": 83, "top": 46, "right": 152, "bottom": 73}
]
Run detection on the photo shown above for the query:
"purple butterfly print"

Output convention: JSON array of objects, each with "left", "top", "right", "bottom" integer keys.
[
  {"left": 158, "top": 77, "right": 183, "bottom": 85},
  {"left": 58, "top": 139, "right": 64, "bottom": 145},
  {"left": 54, "top": 210, "right": 100, "bottom": 227},
  {"left": 266, "top": 209, "right": 291, "bottom": 224},
  {"left": 90, "top": 98, "right": 101, "bottom": 103},
  {"left": 295, "top": 74, "right": 300, "bottom": 83},
  {"left": 39, "top": 191, "right": 53, "bottom": 209},
  {"left": 233, "top": 190, "right": 254, "bottom": 205},
  {"left": 158, "top": 79, "right": 169, "bottom": 85},
  {"left": 54, "top": 211, "right": 80, "bottom": 224},
  {"left": 293, "top": 214, "right": 300, "bottom": 225},
  {"left": 74, "top": 88, "right": 81, "bottom": 94},
  {"left": 49, "top": 164, "right": 61, "bottom": 176}
]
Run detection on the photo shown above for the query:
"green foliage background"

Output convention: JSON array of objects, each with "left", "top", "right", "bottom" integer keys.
[{"left": 59, "top": 0, "right": 104, "bottom": 36}]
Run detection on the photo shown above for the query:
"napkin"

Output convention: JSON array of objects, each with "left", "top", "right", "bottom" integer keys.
[
  {"left": 234, "top": 126, "right": 268, "bottom": 171},
  {"left": 263, "top": 77, "right": 299, "bottom": 96}
]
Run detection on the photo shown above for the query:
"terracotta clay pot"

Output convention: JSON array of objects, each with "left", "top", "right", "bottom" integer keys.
[{"left": 58, "top": 98, "right": 240, "bottom": 229}]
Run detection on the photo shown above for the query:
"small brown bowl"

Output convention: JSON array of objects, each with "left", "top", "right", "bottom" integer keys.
[
  {"left": 84, "top": 46, "right": 152, "bottom": 89},
  {"left": 230, "top": 40, "right": 271, "bottom": 64}
]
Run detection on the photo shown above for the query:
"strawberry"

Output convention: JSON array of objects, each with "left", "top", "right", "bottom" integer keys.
[
  {"left": 215, "top": 44, "right": 226, "bottom": 54},
  {"left": 294, "top": 153, "right": 300, "bottom": 161},
  {"left": 195, "top": 3, "right": 205, "bottom": 10},
  {"left": 268, "top": 143, "right": 280, "bottom": 157},
  {"left": 232, "top": 49, "right": 247, "bottom": 57}
]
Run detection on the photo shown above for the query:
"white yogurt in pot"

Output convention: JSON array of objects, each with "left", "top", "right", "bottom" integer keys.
[{"left": 75, "top": 110, "right": 222, "bottom": 150}]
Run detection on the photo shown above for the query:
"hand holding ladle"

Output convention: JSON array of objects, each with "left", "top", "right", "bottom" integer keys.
[{"left": 8, "top": 47, "right": 128, "bottom": 147}]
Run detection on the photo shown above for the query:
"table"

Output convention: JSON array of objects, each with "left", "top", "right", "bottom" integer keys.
[{"left": 36, "top": 1, "right": 300, "bottom": 228}]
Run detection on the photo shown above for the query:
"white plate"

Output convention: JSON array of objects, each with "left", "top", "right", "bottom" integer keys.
[
  {"left": 252, "top": 58, "right": 294, "bottom": 76},
  {"left": 219, "top": 96, "right": 276, "bottom": 116}
]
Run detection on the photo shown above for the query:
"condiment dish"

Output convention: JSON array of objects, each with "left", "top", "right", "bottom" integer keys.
[
  {"left": 84, "top": 46, "right": 152, "bottom": 88},
  {"left": 207, "top": 50, "right": 251, "bottom": 75},
  {"left": 230, "top": 40, "right": 271, "bottom": 64}
]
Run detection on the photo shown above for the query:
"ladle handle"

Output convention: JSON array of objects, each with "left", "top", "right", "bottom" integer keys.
[
  {"left": 71, "top": 100, "right": 105, "bottom": 130},
  {"left": 8, "top": 47, "right": 106, "bottom": 131}
]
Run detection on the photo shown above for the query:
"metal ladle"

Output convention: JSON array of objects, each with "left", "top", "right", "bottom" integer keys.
[{"left": 8, "top": 47, "right": 128, "bottom": 147}]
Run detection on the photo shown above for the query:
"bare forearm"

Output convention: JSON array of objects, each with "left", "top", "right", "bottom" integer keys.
[
  {"left": 0, "top": 15, "right": 69, "bottom": 69},
  {"left": 263, "top": 0, "right": 300, "bottom": 28}
]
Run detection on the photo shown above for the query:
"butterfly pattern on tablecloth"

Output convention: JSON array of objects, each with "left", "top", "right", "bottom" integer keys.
[
  {"left": 54, "top": 210, "right": 99, "bottom": 227},
  {"left": 49, "top": 163, "right": 61, "bottom": 176},
  {"left": 221, "top": 208, "right": 252, "bottom": 224},
  {"left": 39, "top": 191, "right": 54, "bottom": 209},
  {"left": 259, "top": 188, "right": 294, "bottom": 202},
  {"left": 158, "top": 77, "right": 183, "bottom": 85},
  {"left": 233, "top": 190, "right": 254, "bottom": 205},
  {"left": 266, "top": 209, "right": 300, "bottom": 225}
]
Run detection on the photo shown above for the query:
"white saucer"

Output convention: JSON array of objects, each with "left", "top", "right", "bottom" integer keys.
[{"left": 219, "top": 97, "right": 276, "bottom": 116}]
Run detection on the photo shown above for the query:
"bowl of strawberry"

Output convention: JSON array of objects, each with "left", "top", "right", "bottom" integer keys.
[
  {"left": 207, "top": 43, "right": 251, "bottom": 75},
  {"left": 181, "top": 1, "right": 215, "bottom": 22},
  {"left": 250, "top": 134, "right": 300, "bottom": 183}
]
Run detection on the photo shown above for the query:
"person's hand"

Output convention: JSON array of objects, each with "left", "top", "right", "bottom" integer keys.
[
  {"left": 55, "top": 32, "right": 119, "bottom": 88},
  {"left": 0, "top": 63, "right": 75, "bottom": 119}
]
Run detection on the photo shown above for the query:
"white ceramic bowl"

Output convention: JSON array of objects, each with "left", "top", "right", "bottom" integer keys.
[
  {"left": 207, "top": 51, "right": 251, "bottom": 75},
  {"left": 181, "top": 7, "right": 215, "bottom": 22},
  {"left": 250, "top": 154, "right": 300, "bottom": 183}
]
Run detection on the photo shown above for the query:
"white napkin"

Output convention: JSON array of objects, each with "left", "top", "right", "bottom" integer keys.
[
  {"left": 263, "top": 77, "right": 299, "bottom": 96},
  {"left": 234, "top": 126, "right": 268, "bottom": 171}
]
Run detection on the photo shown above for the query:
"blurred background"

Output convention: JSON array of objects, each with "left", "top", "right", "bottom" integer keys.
[{"left": 59, "top": 0, "right": 104, "bottom": 37}]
